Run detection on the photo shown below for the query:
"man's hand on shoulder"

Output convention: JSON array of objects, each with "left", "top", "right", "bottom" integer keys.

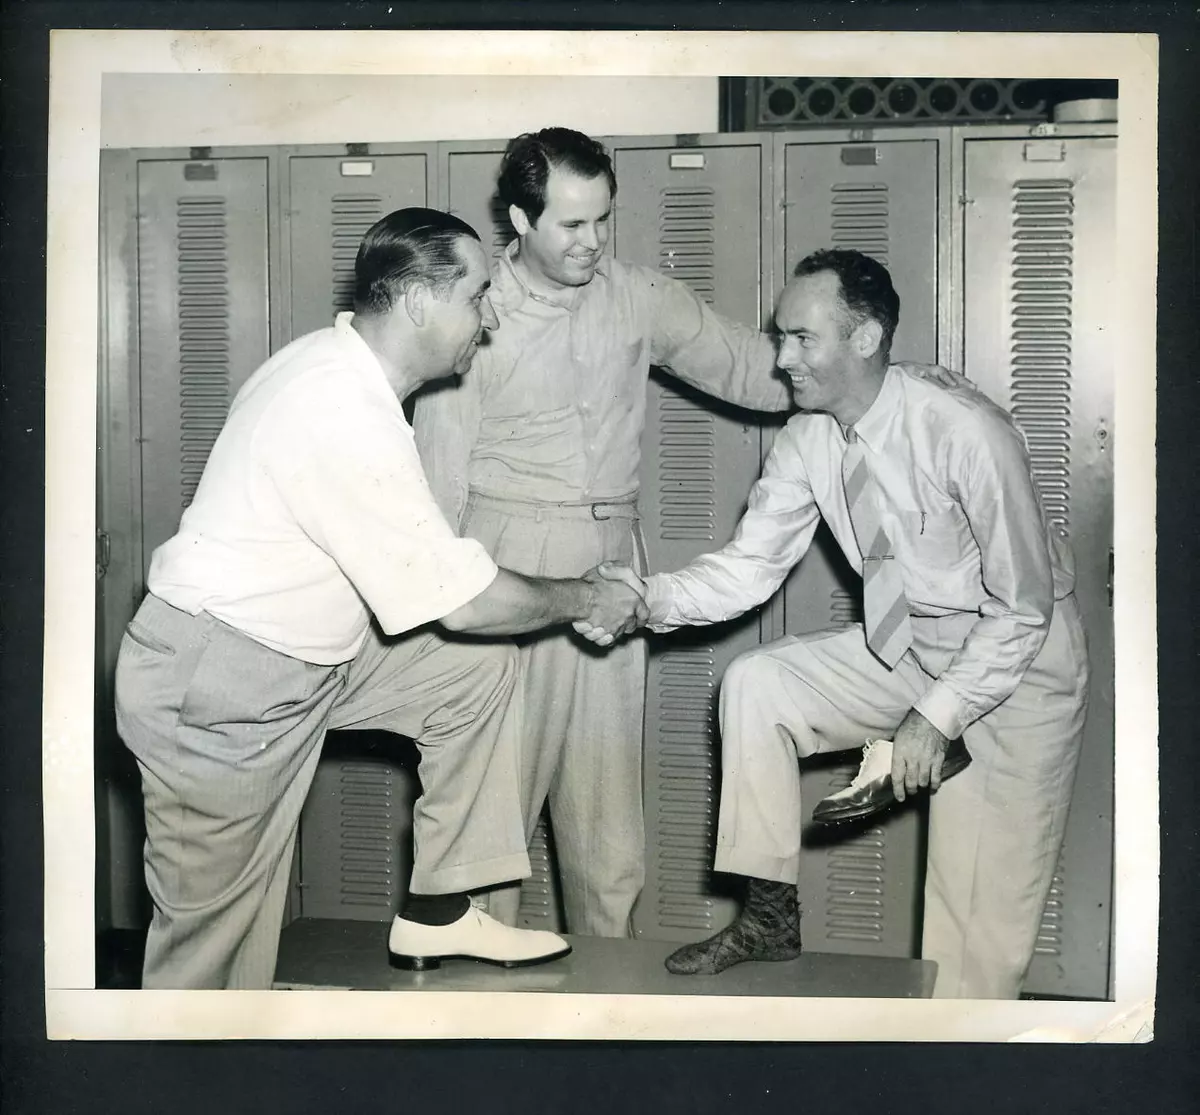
[
  {"left": 894, "top": 360, "right": 971, "bottom": 392},
  {"left": 890, "top": 708, "right": 952, "bottom": 802}
]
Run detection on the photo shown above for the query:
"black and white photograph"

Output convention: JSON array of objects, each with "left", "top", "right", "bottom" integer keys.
[{"left": 41, "top": 28, "right": 1158, "bottom": 1042}]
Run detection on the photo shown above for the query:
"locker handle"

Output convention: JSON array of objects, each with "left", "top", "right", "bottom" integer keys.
[{"left": 1107, "top": 548, "right": 1114, "bottom": 607}]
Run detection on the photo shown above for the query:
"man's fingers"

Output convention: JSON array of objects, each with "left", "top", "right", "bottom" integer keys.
[
  {"left": 929, "top": 751, "right": 945, "bottom": 791},
  {"left": 891, "top": 754, "right": 907, "bottom": 803}
]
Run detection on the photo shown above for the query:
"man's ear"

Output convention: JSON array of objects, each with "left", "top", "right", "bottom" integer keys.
[
  {"left": 855, "top": 317, "right": 884, "bottom": 359},
  {"left": 509, "top": 204, "right": 532, "bottom": 237},
  {"left": 403, "top": 282, "right": 428, "bottom": 327}
]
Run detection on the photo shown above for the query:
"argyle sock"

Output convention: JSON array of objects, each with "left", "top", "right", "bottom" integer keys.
[
  {"left": 664, "top": 877, "right": 802, "bottom": 975},
  {"left": 400, "top": 891, "right": 471, "bottom": 926}
]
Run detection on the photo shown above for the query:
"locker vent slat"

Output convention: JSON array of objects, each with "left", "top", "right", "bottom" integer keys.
[
  {"left": 820, "top": 764, "right": 887, "bottom": 943},
  {"left": 176, "top": 196, "right": 232, "bottom": 508},
  {"left": 654, "top": 648, "right": 720, "bottom": 929},
  {"left": 658, "top": 186, "right": 716, "bottom": 302},
  {"left": 331, "top": 193, "right": 384, "bottom": 315},
  {"left": 1032, "top": 869, "right": 1066, "bottom": 956},
  {"left": 830, "top": 587, "right": 862, "bottom": 628},
  {"left": 334, "top": 763, "right": 396, "bottom": 909},
  {"left": 829, "top": 183, "right": 890, "bottom": 265},
  {"left": 1009, "top": 179, "right": 1075, "bottom": 534},
  {"left": 658, "top": 394, "right": 716, "bottom": 540},
  {"left": 517, "top": 813, "right": 559, "bottom": 925}
]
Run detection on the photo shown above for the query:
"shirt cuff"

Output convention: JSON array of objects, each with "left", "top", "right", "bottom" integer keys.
[
  {"left": 643, "top": 573, "right": 678, "bottom": 632},
  {"left": 912, "top": 679, "right": 971, "bottom": 741}
]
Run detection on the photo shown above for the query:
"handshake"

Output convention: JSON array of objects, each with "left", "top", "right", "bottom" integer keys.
[{"left": 572, "top": 562, "right": 649, "bottom": 648}]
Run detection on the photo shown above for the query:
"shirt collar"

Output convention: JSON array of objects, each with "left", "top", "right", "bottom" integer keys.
[
  {"left": 491, "top": 239, "right": 610, "bottom": 313},
  {"left": 333, "top": 311, "right": 404, "bottom": 407},
  {"left": 844, "top": 365, "right": 902, "bottom": 451}
]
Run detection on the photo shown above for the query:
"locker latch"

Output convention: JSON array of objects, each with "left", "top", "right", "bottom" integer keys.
[
  {"left": 96, "top": 530, "right": 111, "bottom": 581},
  {"left": 1023, "top": 142, "right": 1066, "bottom": 162},
  {"left": 1107, "top": 549, "right": 1114, "bottom": 608}
]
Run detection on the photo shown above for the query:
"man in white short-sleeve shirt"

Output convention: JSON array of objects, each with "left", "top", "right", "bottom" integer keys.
[{"left": 115, "top": 208, "right": 647, "bottom": 990}]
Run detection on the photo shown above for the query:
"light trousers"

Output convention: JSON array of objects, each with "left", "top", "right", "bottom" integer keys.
[
  {"left": 463, "top": 492, "right": 647, "bottom": 938},
  {"left": 716, "top": 595, "right": 1089, "bottom": 999},
  {"left": 114, "top": 593, "right": 529, "bottom": 989}
]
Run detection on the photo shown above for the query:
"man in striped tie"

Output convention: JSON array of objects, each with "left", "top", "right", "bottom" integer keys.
[{"left": 589, "top": 248, "right": 1089, "bottom": 998}]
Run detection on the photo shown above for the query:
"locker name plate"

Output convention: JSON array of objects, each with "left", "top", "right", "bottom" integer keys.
[
  {"left": 340, "top": 160, "right": 376, "bottom": 176},
  {"left": 669, "top": 151, "right": 706, "bottom": 170}
]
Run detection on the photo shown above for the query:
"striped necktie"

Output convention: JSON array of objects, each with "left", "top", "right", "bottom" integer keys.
[{"left": 842, "top": 428, "right": 913, "bottom": 668}]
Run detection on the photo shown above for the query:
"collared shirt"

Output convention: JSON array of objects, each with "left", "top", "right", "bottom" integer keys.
[
  {"left": 644, "top": 366, "right": 1077, "bottom": 738},
  {"left": 149, "top": 312, "right": 498, "bottom": 665},
  {"left": 412, "top": 242, "right": 790, "bottom": 529}
]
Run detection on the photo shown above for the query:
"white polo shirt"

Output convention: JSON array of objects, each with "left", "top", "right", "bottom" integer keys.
[{"left": 149, "top": 313, "right": 499, "bottom": 665}]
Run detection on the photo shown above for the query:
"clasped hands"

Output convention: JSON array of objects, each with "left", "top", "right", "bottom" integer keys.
[{"left": 573, "top": 562, "right": 648, "bottom": 647}]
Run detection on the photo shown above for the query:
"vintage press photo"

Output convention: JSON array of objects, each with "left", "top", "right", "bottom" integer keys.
[{"left": 43, "top": 29, "right": 1158, "bottom": 1041}]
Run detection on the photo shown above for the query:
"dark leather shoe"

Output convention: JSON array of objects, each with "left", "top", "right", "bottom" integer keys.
[{"left": 811, "top": 736, "right": 972, "bottom": 826}]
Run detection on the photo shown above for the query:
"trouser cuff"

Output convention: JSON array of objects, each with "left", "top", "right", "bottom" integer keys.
[
  {"left": 409, "top": 850, "right": 531, "bottom": 895},
  {"left": 714, "top": 844, "right": 800, "bottom": 886}
]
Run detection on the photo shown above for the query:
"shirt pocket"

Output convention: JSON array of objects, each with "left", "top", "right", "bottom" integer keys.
[{"left": 891, "top": 506, "right": 975, "bottom": 573}]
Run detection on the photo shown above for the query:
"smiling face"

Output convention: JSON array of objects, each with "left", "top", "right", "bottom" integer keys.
[
  {"left": 422, "top": 236, "right": 498, "bottom": 378},
  {"left": 510, "top": 166, "right": 612, "bottom": 292},
  {"left": 775, "top": 270, "right": 884, "bottom": 422}
]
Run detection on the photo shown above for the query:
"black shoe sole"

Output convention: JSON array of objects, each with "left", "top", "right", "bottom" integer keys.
[
  {"left": 388, "top": 944, "right": 573, "bottom": 972},
  {"left": 812, "top": 742, "right": 973, "bottom": 826}
]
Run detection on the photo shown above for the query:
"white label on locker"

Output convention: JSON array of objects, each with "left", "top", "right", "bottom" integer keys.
[
  {"left": 669, "top": 152, "right": 706, "bottom": 170},
  {"left": 340, "top": 161, "right": 376, "bottom": 177}
]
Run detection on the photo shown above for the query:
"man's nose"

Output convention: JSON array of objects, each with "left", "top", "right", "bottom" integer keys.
[
  {"left": 577, "top": 223, "right": 601, "bottom": 251},
  {"left": 480, "top": 294, "right": 499, "bottom": 331},
  {"left": 777, "top": 336, "right": 799, "bottom": 367}
]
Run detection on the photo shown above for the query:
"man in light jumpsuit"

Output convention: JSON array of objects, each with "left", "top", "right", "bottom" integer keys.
[
  {"left": 414, "top": 128, "right": 957, "bottom": 938},
  {"left": 595, "top": 249, "right": 1090, "bottom": 998}
]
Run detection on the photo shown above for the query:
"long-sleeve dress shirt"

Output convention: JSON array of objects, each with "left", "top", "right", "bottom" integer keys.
[
  {"left": 644, "top": 366, "right": 1077, "bottom": 740},
  {"left": 413, "top": 242, "right": 790, "bottom": 529}
]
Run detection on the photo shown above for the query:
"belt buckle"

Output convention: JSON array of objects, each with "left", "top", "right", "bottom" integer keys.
[{"left": 591, "top": 503, "right": 611, "bottom": 521}]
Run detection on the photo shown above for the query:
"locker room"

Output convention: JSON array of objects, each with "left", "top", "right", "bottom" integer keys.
[{"left": 94, "top": 75, "right": 1116, "bottom": 1000}]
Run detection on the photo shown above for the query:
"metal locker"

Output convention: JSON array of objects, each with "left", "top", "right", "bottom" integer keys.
[
  {"left": 960, "top": 130, "right": 1116, "bottom": 998},
  {"left": 285, "top": 149, "right": 431, "bottom": 342},
  {"left": 136, "top": 156, "right": 272, "bottom": 573},
  {"left": 297, "top": 733, "right": 419, "bottom": 922},
  {"left": 771, "top": 134, "right": 941, "bottom": 959},
  {"left": 285, "top": 147, "right": 435, "bottom": 923},
  {"left": 96, "top": 150, "right": 276, "bottom": 937},
  {"left": 776, "top": 135, "right": 941, "bottom": 644},
  {"left": 612, "top": 139, "right": 772, "bottom": 942},
  {"left": 442, "top": 144, "right": 514, "bottom": 258}
]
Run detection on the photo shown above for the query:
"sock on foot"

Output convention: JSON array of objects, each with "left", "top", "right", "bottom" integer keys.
[
  {"left": 400, "top": 891, "right": 471, "bottom": 926},
  {"left": 664, "top": 877, "right": 802, "bottom": 975}
]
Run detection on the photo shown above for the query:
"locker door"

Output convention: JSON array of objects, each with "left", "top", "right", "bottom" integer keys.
[
  {"left": 778, "top": 137, "right": 941, "bottom": 959},
  {"left": 614, "top": 142, "right": 768, "bottom": 942},
  {"left": 963, "top": 135, "right": 1115, "bottom": 999},
  {"left": 286, "top": 152, "right": 429, "bottom": 340},
  {"left": 444, "top": 146, "right": 513, "bottom": 260},
  {"left": 136, "top": 157, "right": 271, "bottom": 577}
]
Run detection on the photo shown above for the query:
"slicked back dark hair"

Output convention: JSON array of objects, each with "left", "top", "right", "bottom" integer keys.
[
  {"left": 354, "top": 207, "right": 481, "bottom": 314},
  {"left": 792, "top": 248, "right": 900, "bottom": 359},
  {"left": 497, "top": 127, "right": 617, "bottom": 225}
]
